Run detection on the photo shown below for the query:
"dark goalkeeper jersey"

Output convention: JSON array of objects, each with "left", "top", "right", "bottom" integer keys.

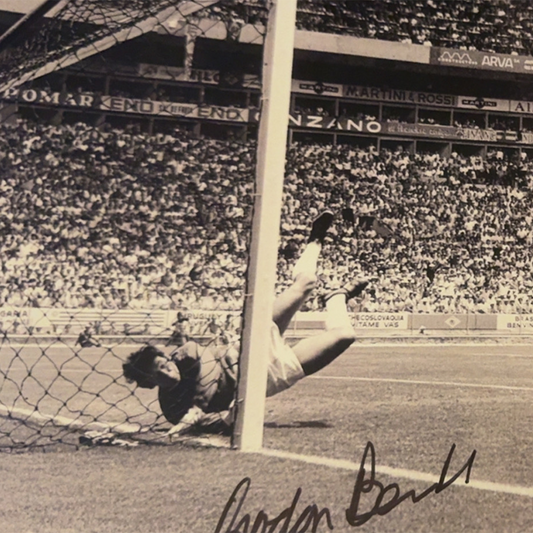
[{"left": 158, "top": 341, "right": 238, "bottom": 425}]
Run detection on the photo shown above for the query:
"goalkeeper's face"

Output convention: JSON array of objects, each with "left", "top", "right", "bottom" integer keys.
[{"left": 151, "top": 355, "right": 181, "bottom": 388}]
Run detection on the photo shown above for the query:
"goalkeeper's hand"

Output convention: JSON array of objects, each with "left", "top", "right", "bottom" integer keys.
[
  {"left": 166, "top": 421, "right": 189, "bottom": 438},
  {"left": 166, "top": 405, "right": 205, "bottom": 438}
]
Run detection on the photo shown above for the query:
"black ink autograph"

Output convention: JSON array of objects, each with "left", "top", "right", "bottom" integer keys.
[
  {"left": 346, "top": 441, "right": 477, "bottom": 527},
  {"left": 214, "top": 477, "right": 334, "bottom": 533},
  {"left": 214, "top": 442, "right": 476, "bottom": 532}
]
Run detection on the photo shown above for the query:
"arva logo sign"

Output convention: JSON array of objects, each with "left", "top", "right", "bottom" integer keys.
[{"left": 438, "top": 51, "right": 477, "bottom": 65}]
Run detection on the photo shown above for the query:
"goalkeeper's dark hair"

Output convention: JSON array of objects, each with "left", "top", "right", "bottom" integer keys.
[{"left": 123, "top": 345, "right": 163, "bottom": 388}]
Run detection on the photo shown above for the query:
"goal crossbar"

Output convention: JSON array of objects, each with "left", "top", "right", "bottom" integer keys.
[
  {"left": 0, "top": 0, "right": 221, "bottom": 93},
  {"left": 0, "top": 0, "right": 68, "bottom": 52}
]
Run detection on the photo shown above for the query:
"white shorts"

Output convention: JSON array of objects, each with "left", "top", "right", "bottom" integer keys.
[{"left": 266, "top": 322, "right": 305, "bottom": 397}]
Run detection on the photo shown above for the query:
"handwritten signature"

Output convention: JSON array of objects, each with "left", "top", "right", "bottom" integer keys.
[
  {"left": 346, "top": 441, "right": 476, "bottom": 527},
  {"left": 214, "top": 441, "right": 476, "bottom": 532}
]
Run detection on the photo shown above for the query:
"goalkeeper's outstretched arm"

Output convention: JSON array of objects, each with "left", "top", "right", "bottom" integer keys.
[{"left": 167, "top": 404, "right": 234, "bottom": 437}]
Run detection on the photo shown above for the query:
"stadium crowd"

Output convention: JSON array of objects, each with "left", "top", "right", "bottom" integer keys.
[
  {"left": 203, "top": 0, "right": 533, "bottom": 56},
  {"left": 1, "top": 118, "right": 533, "bottom": 314},
  {"left": 295, "top": 0, "right": 533, "bottom": 55},
  {"left": 279, "top": 143, "right": 533, "bottom": 314},
  {"left": 0, "top": 119, "right": 251, "bottom": 312}
]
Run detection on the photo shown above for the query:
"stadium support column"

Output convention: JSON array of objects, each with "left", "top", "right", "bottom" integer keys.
[
  {"left": 0, "top": 103, "right": 18, "bottom": 124},
  {"left": 233, "top": 0, "right": 298, "bottom": 452},
  {"left": 184, "top": 25, "right": 200, "bottom": 79}
]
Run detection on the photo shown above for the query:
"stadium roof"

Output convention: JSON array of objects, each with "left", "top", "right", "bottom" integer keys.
[{"left": 0, "top": 1, "right": 179, "bottom": 16}]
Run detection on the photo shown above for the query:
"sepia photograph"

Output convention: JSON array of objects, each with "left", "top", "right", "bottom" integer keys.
[{"left": 0, "top": 0, "right": 532, "bottom": 531}]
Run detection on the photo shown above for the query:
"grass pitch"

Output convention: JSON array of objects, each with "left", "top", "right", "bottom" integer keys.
[{"left": 1, "top": 344, "right": 533, "bottom": 532}]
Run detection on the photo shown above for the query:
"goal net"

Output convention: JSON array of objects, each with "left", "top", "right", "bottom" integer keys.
[{"left": 0, "top": 0, "right": 270, "bottom": 450}]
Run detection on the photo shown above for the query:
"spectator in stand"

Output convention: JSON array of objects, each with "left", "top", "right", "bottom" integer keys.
[
  {"left": 202, "top": 0, "right": 533, "bottom": 56},
  {"left": 167, "top": 311, "right": 191, "bottom": 346},
  {"left": 2, "top": 117, "right": 533, "bottom": 315}
]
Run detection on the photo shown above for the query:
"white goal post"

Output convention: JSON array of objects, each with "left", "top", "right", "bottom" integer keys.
[
  {"left": 233, "top": 0, "right": 298, "bottom": 452},
  {"left": 0, "top": 0, "right": 297, "bottom": 450}
]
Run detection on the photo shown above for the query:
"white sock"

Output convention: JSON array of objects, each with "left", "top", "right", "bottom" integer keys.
[
  {"left": 292, "top": 241, "right": 321, "bottom": 280},
  {"left": 325, "top": 292, "right": 352, "bottom": 330}
]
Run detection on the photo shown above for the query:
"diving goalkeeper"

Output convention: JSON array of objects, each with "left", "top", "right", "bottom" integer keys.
[{"left": 122, "top": 211, "right": 368, "bottom": 435}]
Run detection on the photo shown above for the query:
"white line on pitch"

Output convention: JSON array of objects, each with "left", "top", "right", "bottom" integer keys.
[
  {"left": 0, "top": 367, "right": 119, "bottom": 374},
  {"left": 352, "top": 342, "right": 533, "bottom": 347},
  {"left": 357, "top": 345, "right": 533, "bottom": 354},
  {"left": 0, "top": 405, "right": 144, "bottom": 434},
  {"left": 4, "top": 343, "right": 533, "bottom": 358},
  {"left": 466, "top": 352, "right": 533, "bottom": 358},
  {"left": 351, "top": 347, "right": 533, "bottom": 358},
  {"left": 309, "top": 375, "right": 533, "bottom": 392},
  {"left": 4, "top": 342, "right": 533, "bottom": 349},
  {"left": 256, "top": 448, "right": 533, "bottom": 498},
  {"left": 2, "top": 344, "right": 160, "bottom": 349}
]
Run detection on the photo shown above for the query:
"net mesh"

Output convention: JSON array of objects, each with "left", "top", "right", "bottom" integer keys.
[
  {"left": 0, "top": 1, "right": 222, "bottom": 91},
  {"left": 0, "top": 0, "right": 268, "bottom": 450}
]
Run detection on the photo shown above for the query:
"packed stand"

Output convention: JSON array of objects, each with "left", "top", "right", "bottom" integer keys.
[
  {"left": 201, "top": 0, "right": 533, "bottom": 56},
  {"left": 296, "top": 0, "right": 533, "bottom": 55},
  {"left": 0, "top": 119, "right": 252, "bottom": 312},
  {"left": 279, "top": 143, "right": 533, "bottom": 314},
  {"left": 1, "top": 118, "right": 533, "bottom": 315}
]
